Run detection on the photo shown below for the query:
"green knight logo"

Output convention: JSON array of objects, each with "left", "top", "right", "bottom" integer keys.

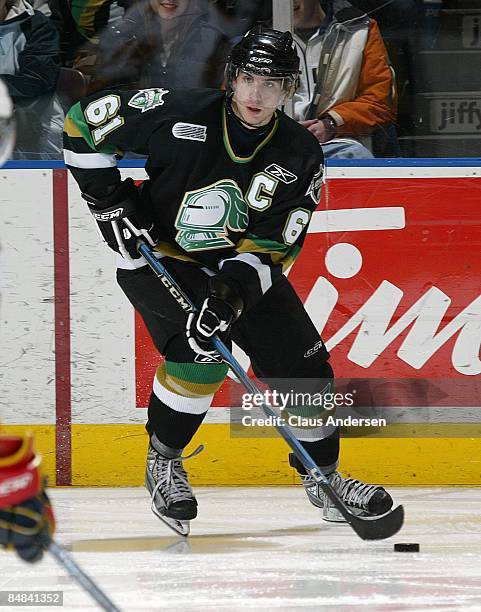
[
  {"left": 175, "top": 180, "right": 249, "bottom": 251},
  {"left": 128, "top": 88, "right": 169, "bottom": 113}
]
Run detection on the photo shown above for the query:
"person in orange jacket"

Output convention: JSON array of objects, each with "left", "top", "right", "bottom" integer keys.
[{"left": 293, "top": 0, "right": 397, "bottom": 158}]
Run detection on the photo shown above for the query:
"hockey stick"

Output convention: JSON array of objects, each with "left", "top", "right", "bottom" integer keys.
[
  {"left": 137, "top": 241, "right": 404, "bottom": 541},
  {"left": 45, "top": 538, "right": 121, "bottom": 611}
]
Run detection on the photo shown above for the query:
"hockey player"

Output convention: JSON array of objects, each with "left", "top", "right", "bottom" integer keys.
[
  {"left": 0, "top": 433, "right": 56, "bottom": 562},
  {"left": 63, "top": 26, "right": 394, "bottom": 534},
  {"left": 0, "top": 80, "right": 55, "bottom": 562}
]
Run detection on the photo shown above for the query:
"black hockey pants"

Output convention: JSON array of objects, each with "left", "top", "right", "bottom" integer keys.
[{"left": 117, "top": 258, "right": 339, "bottom": 471}]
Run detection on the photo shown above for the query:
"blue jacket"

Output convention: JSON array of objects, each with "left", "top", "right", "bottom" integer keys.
[
  {"left": 0, "top": 3, "right": 63, "bottom": 158},
  {"left": 92, "top": 0, "right": 231, "bottom": 91}
]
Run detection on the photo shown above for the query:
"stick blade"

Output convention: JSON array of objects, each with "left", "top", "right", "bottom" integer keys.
[{"left": 350, "top": 504, "right": 405, "bottom": 541}]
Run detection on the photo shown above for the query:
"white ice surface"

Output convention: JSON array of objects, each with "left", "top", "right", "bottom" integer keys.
[{"left": 1, "top": 487, "right": 481, "bottom": 611}]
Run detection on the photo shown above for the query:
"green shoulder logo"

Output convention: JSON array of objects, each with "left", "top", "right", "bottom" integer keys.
[
  {"left": 128, "top": 88, "right": 169, "bottom": 113},
  {"left": 175, "top": 180, "right": 249, "bottom": 251}
]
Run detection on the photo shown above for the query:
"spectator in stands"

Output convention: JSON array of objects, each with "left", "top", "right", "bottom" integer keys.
[
  {"left": 49, "top": 0, "right": 121, "bottom": 70},
  {"left": 0, "top": 0, "right": 63, "bottom": 158},
  {"left": 348, "top": 0, "right": 420, "bottom": 41},
  {"left": 348, "top": 0, "right": 422, "bottom": 153},
  {"left": 31, "top": 0, "right": 50, "bottom": 15},
  {"left": 293, "top": 0, "right": 398, "bottom": 158},
  {"left": 211, "top": 0, "right": 272, "bottom": 38},
  {"left": 90, "top": 0, "right": 231, "bottom": 92}
]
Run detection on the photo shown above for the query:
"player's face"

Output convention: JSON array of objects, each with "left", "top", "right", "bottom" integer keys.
[
  {"left": 231, "top": 71, "right": 286, "bottom": 127},
  {"left": 150, "top": 0, "right": 189, "bottom": 20}
]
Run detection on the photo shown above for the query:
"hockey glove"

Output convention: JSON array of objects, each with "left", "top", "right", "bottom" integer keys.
[
  {"left": 82, "top": 178, "right": 158, "bottom": 260},
  {"left": 0, "top": 433, "right": 55, "bottom": 563},
  {"left": 186, "top": 278, "right": 243, "bottom": 357}
]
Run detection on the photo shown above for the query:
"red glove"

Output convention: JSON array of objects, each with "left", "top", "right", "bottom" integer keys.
[{"left": 0, "top": 433, "right": 55, "bottom": 562}]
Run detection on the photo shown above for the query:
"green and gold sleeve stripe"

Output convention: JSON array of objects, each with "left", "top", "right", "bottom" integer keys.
[
  {"left": 63, "top": 102, "right": 118, "bottom": 169},
  {"left": 153, "top": 241, "right": 199, "bottom": 264},
  {"left": 235, "top": 234, "right": 301, "bottom": 272},
  {"left": 64, "top": 103, "right": 96, "bottom": 150}
]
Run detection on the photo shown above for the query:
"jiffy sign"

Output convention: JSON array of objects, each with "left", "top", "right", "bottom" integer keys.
[{"left": 135, "top": 170, "right": 481, "bottom": 407}]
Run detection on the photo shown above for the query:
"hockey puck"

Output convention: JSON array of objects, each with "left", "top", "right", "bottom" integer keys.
[{"left": 394, "top": 543, "right": 420, "bottom": 552}]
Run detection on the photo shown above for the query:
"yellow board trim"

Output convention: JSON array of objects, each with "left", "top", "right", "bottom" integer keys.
[
  {"left": 1, "top": 424, "right": 479, "bottom": 486},
  {"left": 0, "top": 426, "right": 56, "bottom": 484}
]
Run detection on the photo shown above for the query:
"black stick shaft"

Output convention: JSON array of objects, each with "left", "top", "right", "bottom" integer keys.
[{"left": 47, "top": 540, "right": 121, "bottom": 611}]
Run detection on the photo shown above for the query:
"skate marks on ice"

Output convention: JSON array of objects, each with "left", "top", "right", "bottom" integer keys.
[
  {"left": 70, "top": 524, "right": 322, "bottom": 555},
  {"left": 4, "top": 487, "right": 481, "bottom": 611}
]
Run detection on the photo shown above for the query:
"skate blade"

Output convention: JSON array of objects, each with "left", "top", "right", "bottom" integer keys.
[
  {"left": 151, "top": 505, "right": 190, "bottom": 537},
  {"left": 322, "top": 506, "right": 364, "bottom": 523}
]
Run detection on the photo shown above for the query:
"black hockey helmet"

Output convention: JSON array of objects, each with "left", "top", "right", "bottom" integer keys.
[{"left": 226, "top": 25, "right": 300, "bottom": 87}]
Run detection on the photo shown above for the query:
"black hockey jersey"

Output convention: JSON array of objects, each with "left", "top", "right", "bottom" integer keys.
[{"left": 63, "top": 87, "right": 324, "bottom": 309}]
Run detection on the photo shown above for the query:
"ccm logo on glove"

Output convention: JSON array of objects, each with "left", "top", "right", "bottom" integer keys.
[
  {"left": 91, "top": 207, "right": 125, "bottom": 221},
  {"left": 82, "top": 178, "right": 158, "bottom": 260}
]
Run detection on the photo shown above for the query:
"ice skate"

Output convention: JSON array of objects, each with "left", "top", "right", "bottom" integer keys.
[
  {"left": 145, "top": 434, "right": 203, "bottom": 536},
  {"left": 289, "top": 453, "right": 393, "bottom": 522}
]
